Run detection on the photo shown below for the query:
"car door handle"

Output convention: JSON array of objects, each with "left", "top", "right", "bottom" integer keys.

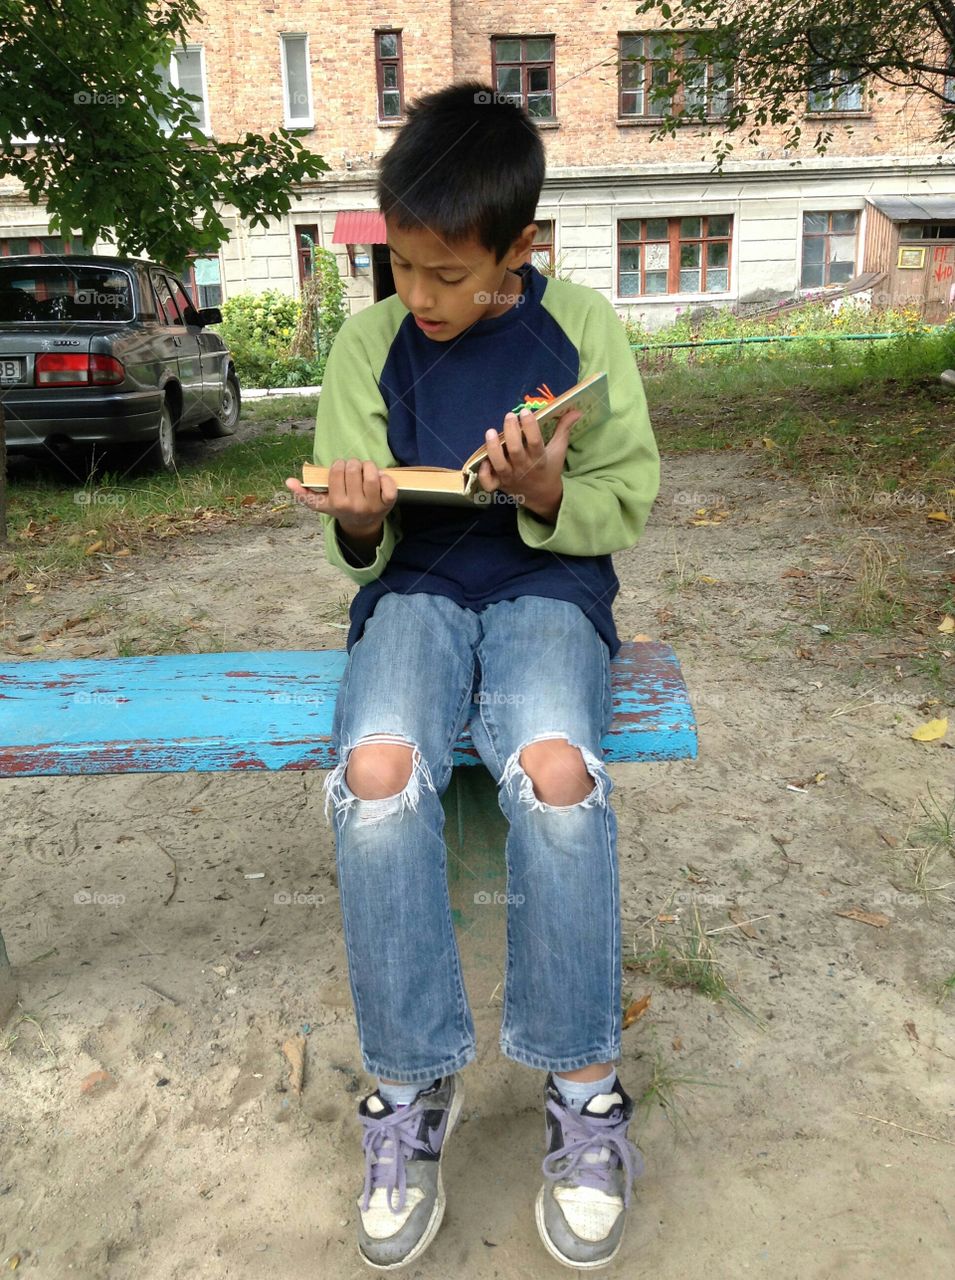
[{"left": 172, "top": 336, "right": 182, "bottom": 347}]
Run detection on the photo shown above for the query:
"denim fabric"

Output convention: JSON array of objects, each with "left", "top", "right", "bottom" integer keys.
[{"left": 324, "top": 592, "right": 621, "bottom": 1083}]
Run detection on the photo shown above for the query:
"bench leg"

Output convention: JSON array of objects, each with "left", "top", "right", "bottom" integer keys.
[
  {"left": 0, "top": 927, "right": 17, "bottom": 1026},
  {"left": 442, "top": 767, "right": 509, "bottom": 1000}
]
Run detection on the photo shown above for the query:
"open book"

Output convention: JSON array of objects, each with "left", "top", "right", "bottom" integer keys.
[{"left": 301, "top": 371, "right": 610, "bottom": 507}]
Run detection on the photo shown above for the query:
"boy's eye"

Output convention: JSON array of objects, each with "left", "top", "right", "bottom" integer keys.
[{"left": 438, "top": 275, "right": 466, "bottom": 285}]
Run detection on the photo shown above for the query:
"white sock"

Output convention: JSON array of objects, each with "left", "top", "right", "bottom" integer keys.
[
  {"left": 554, "top": 1067, "right": 617, "bottom": 1112},
  {"left": 377, "top": 1079, "right": 421, "bottom": 1108}
]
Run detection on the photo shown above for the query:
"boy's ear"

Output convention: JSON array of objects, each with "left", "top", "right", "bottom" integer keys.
[{"left": 504, "top": 222, "right": 538, "bottom": 269}]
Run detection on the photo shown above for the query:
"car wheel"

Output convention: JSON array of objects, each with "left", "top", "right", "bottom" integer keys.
[
  {"left": 198, "top": 368, "right": 241, "bottom": 438},
  {"left": 146, "top": 397, "right": 178, "bottom": 474}
]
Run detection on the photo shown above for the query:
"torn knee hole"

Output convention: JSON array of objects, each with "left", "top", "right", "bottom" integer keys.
[
  {"left": 503, "top": 736, "right": 608, "bottom": 811},
  {"left": 345, "top": 737, "right": 416, "bottom": 800}
]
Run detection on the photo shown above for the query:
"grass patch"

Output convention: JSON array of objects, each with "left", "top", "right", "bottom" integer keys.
[
  {"left": 625, "top": 905, "right": 761, "bottom": 1025},
  {"left": 634, "top": 1045, "right": 715, "bottom": 1139},
  {"left": 897, "top": 785, "right": 955, "bottom": 904},
  {"left": 2, "top": 427, "right": 319, "bottom": 587}
]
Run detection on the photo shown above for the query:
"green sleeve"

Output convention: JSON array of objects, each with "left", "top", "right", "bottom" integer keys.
[
  {"left": 312, "top": 301, "right": 405, "bottom": 585},
  {"left": 520, "top": 282, "right": 660, "bottom": 555}
]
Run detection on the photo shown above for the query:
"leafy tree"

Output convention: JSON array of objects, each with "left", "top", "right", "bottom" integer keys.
[
  {"left": 0, "top": 0, "right": 328, "bottom": 265},
  {"left": 629, "top": 2, "right": 955, "bottom": 162},
  {"left": 0, "top": 0, "right": 329, "bottom": 540}
]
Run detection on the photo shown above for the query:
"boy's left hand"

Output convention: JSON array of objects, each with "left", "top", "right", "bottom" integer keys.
[{"left": 476, "top": 407, "right": 582, "bottom": 523}]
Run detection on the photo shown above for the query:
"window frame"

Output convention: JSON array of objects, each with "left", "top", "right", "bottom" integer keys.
[
  {"left": 531, "top": 219, "right": 555, "bottom": 271},
  {"left": 616, "top": 215, "right": 734, "bottom": 299},
  {"left": 280, "top": 32, "right": 314, "bottom": 129},
  {"left": 618, "top": 31, "right": 734, "bottom": 121},
  {"left": 185, "top": 253, "right": 223, "bottom": 308},
  {"left": 375, "top": 30, "right": 404, "bottom": 122},
  {"left": 806, "top": 62, "right": 865, "bottom": 113},
  {"left": 166, "top": 43, "right": 211, "bottom": 134},
  {"left": 295, "top": 224, "right": 319, "bottom": 285},
  {"left": 799, "top": 210, "right": 860, "bottom": 289},
  {"left": 491, "top": 35, "right": 557, "bottom": 121}
]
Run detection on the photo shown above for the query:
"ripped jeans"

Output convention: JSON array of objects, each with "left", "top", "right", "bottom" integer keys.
[{"left": 324, "top": 592, "right": 620, "bottom": 1083}]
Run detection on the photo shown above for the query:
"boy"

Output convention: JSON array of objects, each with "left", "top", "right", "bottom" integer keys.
[{"left": 286, "top": 82, "right": 660, "bottom": 1271}]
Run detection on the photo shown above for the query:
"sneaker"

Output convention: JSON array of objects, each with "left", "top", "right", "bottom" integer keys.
[
  {"left": 356, "top": 1074, "right": 463, "bottom": 1270},
  {"left": 535, "top": 1073, "right": 643, "bottom": 1270}
]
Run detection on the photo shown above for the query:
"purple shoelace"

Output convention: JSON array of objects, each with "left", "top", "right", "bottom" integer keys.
[
  {"left": 541, "top": 1097, "right": 644, "bottom": 1207},
  {"left": 360, "top": 1105, "right": 432, "bottom": 1214}
]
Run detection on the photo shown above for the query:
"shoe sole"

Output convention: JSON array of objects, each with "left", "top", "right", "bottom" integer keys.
[
  {"left": 534, "top": 1185, "right": 625, "bottom": 1271},
  {"left": 358, "top": 1077, "right": 465, "bottom": 1272}
]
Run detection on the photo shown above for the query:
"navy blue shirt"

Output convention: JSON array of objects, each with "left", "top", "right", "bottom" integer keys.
[{"left": 345, "top": 264, "right": 620, "bottom": 654}]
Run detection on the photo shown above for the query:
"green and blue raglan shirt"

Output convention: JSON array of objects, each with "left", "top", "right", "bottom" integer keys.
[{"left": 312, "top": 262, "right": 660, "bottom": 656}]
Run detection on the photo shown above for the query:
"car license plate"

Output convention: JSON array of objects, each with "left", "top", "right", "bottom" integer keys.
[{"left": 0, "top": 357, "right": 24, "bottom": 385}]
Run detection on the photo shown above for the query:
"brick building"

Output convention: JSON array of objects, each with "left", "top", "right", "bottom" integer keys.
[{"left": 3, "top": 1, "right": 955, "bottom": 323}]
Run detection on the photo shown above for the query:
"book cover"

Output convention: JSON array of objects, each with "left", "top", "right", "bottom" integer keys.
[{"left": 301, "top": 371, "right": 609, "bottom": 507}]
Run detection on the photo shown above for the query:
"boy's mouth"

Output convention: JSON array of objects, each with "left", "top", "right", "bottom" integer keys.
[{"left": 414, "top": 316, "right": 446, "bottom": 333}]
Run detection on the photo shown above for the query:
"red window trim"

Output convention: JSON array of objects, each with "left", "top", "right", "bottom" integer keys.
[
  {"left": 375, "top": 30, "right": 404, "bottom": 122},
  {"left": 491, "top": 35, "right": 556, "bottom": 121},
  {"left": 617, "top": 215, "right": 734, "bottom": 297}
]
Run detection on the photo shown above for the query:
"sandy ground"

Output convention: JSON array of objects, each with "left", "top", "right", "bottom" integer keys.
[{"left": 1, "top": 441, "right": 954, "bottom": 1279}]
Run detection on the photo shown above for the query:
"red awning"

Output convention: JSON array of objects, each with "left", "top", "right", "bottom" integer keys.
[{"left": 331, "top": 211, "right": 387, "bottom": 244}]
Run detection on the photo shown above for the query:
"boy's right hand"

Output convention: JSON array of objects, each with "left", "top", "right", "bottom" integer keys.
[{"left": 285, "top": 459, "right": 398, "bottom": 543}]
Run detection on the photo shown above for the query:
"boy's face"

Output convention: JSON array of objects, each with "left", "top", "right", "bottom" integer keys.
[{"left": 385, "top": 217, "right": 537, "bottom": 342}]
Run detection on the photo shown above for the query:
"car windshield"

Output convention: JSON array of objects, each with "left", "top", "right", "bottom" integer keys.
[{"left": 0, "top": 264, "right": 134, "bottom": 323}]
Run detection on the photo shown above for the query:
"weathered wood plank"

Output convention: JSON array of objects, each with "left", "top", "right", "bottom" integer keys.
[{"left": 0, "top": 642, "right": 697, "bottom": 778}]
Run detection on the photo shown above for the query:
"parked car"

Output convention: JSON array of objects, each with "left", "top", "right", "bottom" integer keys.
[{"left": 0, "top": 254, "right": 240, "bottom": 473}]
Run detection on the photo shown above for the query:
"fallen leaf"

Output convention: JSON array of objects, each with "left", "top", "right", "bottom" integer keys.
[
  {"left": 0, "top": 563, "right": 16, "bottom": 584},
  {"left": 938, "top": 615, "right": 955, "bottom": 634},
  {"left": 835, "top": 907, "right": 890, "bottom": 928},
  {"left": 697, "top": 574, "right": 720, "bottom": 584},
  {"left": 782, "top": 567, "right": 809, "bottom": 579},
  {"left": 926, "top": 511, "right": 952, "bottom": 523},
  {"left": 796, "top": 646, "right": 814, "bottom": 659},
  {"left": 904, "top": 1020, "right": 919, "bottom": 1043},
  {"left": 114, "top": 548, "right": 131, "bottom": 557},
  {"left": 728, "top": 907, "right": 759, "bottom": 939},
  {"left": 240, "top": 494, "right": 257, "bottom": 507},
  {"left": 876, "top": 829, "right": 899, "bottom": 849},
  {"left": 84, "top": 540, "right": 104, "bottom": 555},
  {"left": 911, "top": 717, "right": 948, "bottom": 742},
  {"left": 672, "top": 1036, "right": 683, "bottom": 1051},
  {"left": 282, "top": 1033, "right": 306, "bottom": 1096},
  {"left": 623, "top": 994, "right": 651, "bottom": 1029},
  {"left": 632, "top": 633, "right": 653, "bottom": 642},
  {"left": 79, "top": 1068, "right": 115, "bottom": 1095},
  {"left": 762, "top": 437, "right": 778, "bottom": 449},
  {"left": 657, "top": 912, "right": 677, "bottom": 923}
]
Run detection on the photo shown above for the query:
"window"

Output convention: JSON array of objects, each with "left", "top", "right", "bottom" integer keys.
[
  {"left": 617, "top": 215, "right": 732, "bottom": 296},
  {"left": 807, "top": 63, "right": 863, "bottom": 112},
  {"left": 619, "top": 33, "right": 732, "bottom": 119},
  {"left": 187, "top": 255, "right": 222, "bottom": 308},
  {"left": 151, "top": 272, "right": 184, "bottom": 326},
  {"left": 531, "top": 220, "right": 554, "bottom": 271},
  {"left": 801, "top": 211, "right": 859, "bottom": 287},
  {"left": 295, "top": 225, "right": 319, "bottom": 283},
  {"left": 0, "top": 235, "right": 85, "bottom": 257},
  {"left": 159, "top": 45, "right": 209, "bottom": 131},
  {"left": 900, "top": 222, "right": 955, "bottom": 240},
  {"left": 376, "top": 31, "right": 404, "bottom": 120},
  {"left": 492, "top": 37, "right": 555, "bottom": 119},
  {"left": 281, "top": 34, "right": 313, "bottom": 126}
]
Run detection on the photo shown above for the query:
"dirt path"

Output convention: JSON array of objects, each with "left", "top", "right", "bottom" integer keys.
[{"left": 1, "top": 449, "right": 953, "bottom": 1279}]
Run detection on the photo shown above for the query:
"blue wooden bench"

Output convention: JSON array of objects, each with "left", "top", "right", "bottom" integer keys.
[{"left": 0, "top": 641, "right": 697, "bottom": 1021}]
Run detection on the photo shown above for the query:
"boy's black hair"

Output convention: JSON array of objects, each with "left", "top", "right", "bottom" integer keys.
[{"left": 376, "top": 81, "right": 545, "bottom": 262}]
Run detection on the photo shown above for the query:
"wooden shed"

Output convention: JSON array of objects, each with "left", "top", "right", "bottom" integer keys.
[{"left": 863, "top": 197, "right": 955, "bottom": 321}]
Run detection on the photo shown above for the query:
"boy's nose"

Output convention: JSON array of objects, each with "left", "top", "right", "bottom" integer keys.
[{"left": 407, "top": 278, "right": 436, "bottom": 313}]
